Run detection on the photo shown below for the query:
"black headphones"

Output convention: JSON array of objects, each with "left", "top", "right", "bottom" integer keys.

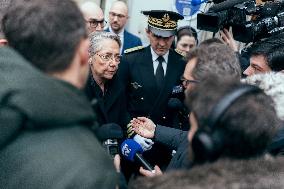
[{"left": 191, "top": 84, "right": 262, "bottom": 163}]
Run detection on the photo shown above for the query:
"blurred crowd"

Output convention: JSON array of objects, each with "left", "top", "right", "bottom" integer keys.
[{"left": 0, "top": 0, "right": 284, "bottom": 188}]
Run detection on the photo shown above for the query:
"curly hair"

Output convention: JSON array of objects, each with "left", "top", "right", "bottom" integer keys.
[{"left": 243, "top": 72, "right": 284, "bottom": 120}]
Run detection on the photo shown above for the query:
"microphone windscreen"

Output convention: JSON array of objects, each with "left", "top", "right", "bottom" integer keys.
[
  {"left": 120, "top": 139, "right": 143, "bottom": 161},
  {"left": 168, "top": 98, "right": 183, "bottom": 111},
  {"left": 95, "top": 123, "right": 124, "bottom": 141}
]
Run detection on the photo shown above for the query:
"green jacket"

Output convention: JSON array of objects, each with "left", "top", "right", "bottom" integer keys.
[{"left": 0, "top": 47, "right": 119, "bottom": 189}]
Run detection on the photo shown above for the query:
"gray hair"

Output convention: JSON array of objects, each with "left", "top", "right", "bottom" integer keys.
[
  {"left": 88, "top": 31, "right": 121, "bottom": 56},
  {"left": 186, "top": 43, "right": 241, "bottom": 81},
  {"left": 242, "top": 72, "right": 284, "bottom": 120}
]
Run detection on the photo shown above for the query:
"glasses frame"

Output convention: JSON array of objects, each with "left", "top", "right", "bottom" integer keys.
[
  {"left": 95, "top": 52, "right": 122, "bottom": 64},
  {"left": 86, "top": 19, "right": 107, "bottom": 28},
  {"left": 180, "top": 76, "right": 199, "bottom": 88}
]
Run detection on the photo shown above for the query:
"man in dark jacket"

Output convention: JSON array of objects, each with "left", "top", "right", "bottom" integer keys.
[
  {"left": 106, "top": 1, "right": 142, "bottom": 54},
  {"left": 119, "top": 10, "right": 185, "bottom": 170},
  {"left": 0, "top": 0, "right": 120, "bottom": 188}
]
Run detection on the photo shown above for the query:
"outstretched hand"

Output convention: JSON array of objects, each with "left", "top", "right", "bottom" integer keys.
[
  {"left": 139, "top": 165, "right": 163, "bottom": 177},
  {"left": 130, "top": 117, "right": 156, "bottom": 139}
]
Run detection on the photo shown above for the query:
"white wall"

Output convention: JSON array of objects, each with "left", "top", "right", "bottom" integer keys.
[
  {"left": 75, "top": 0, "right": 101, "bottom": 6},
  {"left": 103, "top": 0, "right": 212, "bottom": 45},
  {"left": 128, "top": 0, "right": 176, "bottom": 45}
]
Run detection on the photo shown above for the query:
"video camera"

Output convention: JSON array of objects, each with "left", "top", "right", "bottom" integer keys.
[
  {"left": 197, "top": 0, "right": 284, "bottom": 43},
  {"left": 197, "top": 0, "right": 255, "bottom": 33},
  {"left": 233, "top": 1, "right": 284, "bottom": 42}
]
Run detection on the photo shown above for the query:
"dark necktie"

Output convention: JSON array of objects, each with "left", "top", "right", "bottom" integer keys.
[{"left": 156, "top": 56, "right": 165, "bottom": 90}]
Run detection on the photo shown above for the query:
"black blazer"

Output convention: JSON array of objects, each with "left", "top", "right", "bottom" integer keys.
[
  {"left": 119, "top": 45, "right": 186, "bottom": 127},
  {"left": 85, "top": 74, "right": 129, "bottom": 129}
]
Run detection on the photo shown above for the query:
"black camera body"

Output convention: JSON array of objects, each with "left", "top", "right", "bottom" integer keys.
[
  {"left": 197, "top": 0, "right": 254, "bottom": 33},
  {"left": 197, "top": 0, "right": 284, "bottom": 43},
  {"left": 233, "top": 1, "right": 284, "bottom": 42},
  {"left": 103, "top": 139, "right": 119, "bottom": 158}
]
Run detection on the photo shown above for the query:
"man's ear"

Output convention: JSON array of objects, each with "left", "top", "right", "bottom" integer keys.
[{"left": 78, "top": 38, "right": 90, "bottom": 66}]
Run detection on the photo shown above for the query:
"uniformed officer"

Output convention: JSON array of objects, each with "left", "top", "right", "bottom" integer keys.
[{"left": 119, "top": 10, "right": 185, "bottom": 170}]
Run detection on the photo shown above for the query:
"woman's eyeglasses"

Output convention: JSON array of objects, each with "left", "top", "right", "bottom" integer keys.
[{"left": 96, "top": 53, "right": 122, "bottom": 63}]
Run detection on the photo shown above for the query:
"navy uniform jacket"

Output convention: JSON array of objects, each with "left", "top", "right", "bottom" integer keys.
[
  {"left": 106, "top": 28, "right": 142, "bottom": 54},
  {"left": 119, "top": 45, "right": 186, "bottom": 167},
  {"left": 119, "top": 45, "right": 186, "bottom": 127}
]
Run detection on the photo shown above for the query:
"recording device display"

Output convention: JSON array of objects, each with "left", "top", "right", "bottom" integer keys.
[
  {"left": 121, "top": 139, "right": 155, "bottom": 172},
  {"left": 95, "top": 123, "right": 124, "bottom": 158},
  {"left": 197, "top": 0, "right": 284, "bottom": 42}
]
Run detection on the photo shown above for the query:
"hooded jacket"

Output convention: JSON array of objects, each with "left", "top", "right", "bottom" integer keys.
[{"left": 0, "top": 47, "right": 118, "bottom": 189}]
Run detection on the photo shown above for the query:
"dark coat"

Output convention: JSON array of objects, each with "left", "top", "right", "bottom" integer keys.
[
  {"left": 85, "top": 74, "right": 129, "bottom": 130},
  {"left": 155, "top": 125, "right": 192, "bottom": 171},
  {"left": 119, "top": 45, "right": 186, "bottom": 167},
  {"left": 0, "top": 47, "right": 119, "bottom": 189},
  {"left": 105, "top": 28, "right": 142, "bottom": 54}
]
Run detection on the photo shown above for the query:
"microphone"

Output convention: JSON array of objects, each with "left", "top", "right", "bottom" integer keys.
[
  {"left": 191, "top": 0, "right": 208, "bottom": 6},
  {"left": 121, "top": 139, "right": 155, "bottom": 172},
  {"left": 168, "top": 98, "right": 190, "bottom": 130},
  {"left": 168, "top": 98, "right": 184, "bottom": 111},
  {"left": 95, "top": 123, "right": 124, "bottom": 158},
  {"left": 168, "top": 98, "right": 188, "bottom": 120}
]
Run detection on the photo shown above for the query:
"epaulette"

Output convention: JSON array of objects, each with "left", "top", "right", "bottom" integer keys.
[
  {"left": 124, "top": 46, "right": 144, "bottom": 54},
  {"left": 175, "top": 48, "right": 186, "bottom": 57}
]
